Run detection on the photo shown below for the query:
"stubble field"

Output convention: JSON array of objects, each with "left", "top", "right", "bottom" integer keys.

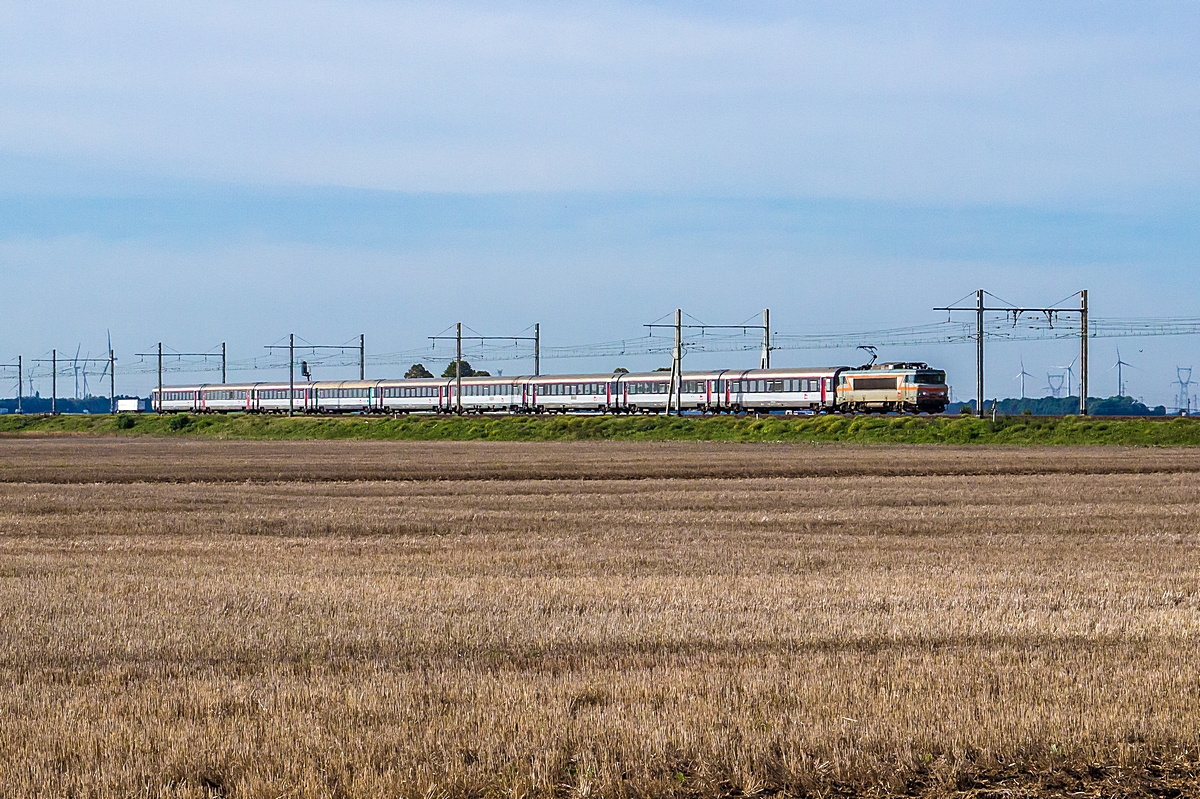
[{"left": 1, "top": 438, "right": 1199, "bottom": 798}]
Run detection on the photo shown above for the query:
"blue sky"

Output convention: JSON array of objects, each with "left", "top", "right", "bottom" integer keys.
[{"left": 2, "top": 2, "right": 1199, "bottom": 405}]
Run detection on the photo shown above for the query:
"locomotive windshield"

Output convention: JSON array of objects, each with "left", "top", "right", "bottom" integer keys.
[{"left": 914, "top": 371, "right": 946, "bottom": 384}]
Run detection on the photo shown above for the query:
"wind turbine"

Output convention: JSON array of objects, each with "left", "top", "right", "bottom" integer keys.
[
  {"left": 72, "top": 344, "right": 82, "bottom": 399},
  {"left": 1111, "top": 346, "right": 1134, "bottom": 397},
  {"left": 1014, "top": 357, "right": 1034, "bottom": 399},
  {"left": 1058, "top": 356, "right": 1078, "bottom": 398}
]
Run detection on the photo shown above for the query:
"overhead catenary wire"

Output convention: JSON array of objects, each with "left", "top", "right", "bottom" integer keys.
[{"left": 110, "top": 314, "right": 1200, "bottom": 378}]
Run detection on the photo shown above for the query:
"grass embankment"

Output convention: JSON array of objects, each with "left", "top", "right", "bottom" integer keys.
[{"left": 2, "top": 412, "right": 1200, "bottom": 444}]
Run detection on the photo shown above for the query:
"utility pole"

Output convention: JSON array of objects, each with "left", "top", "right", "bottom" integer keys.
[
  {"left": 760, "top": 308, "right": 771, "bottom": 369},
  {"left": 1080, "top": 289, "right": 1089, "bottom": 415},
  {"left": 937, "top": 290, "right": 1091, "bottom": 418},
  {"left": 976, "top": 289, "right": 984, "bottom": 415},
  {"left": 428, "top": 326, "right": 539, "bottom": 395},
  {"left": 109, "top": 349, "right": 115, "bottom": 414},
  {"left": 52, "top": 349, "right": 57, "bottom": 415},
  {"left": 137, "top": 343, "right": 224, "bottom": 411},
  {"left": 263, "top": 337, "right": 357, "bottom": 408},
  {"left": 289, "top": 333, "right": 295, "bottom": 416},
  {"left": 646, "top": 312, "right": 766, "bottom": 411},
  {"left": 671, "top": 308, "right": 683, "bottom": 416},
  {"left": 2, "top": 357, "right": 23, "bottom": 415},
  {"left": 359, "top": 334, "right": 365, "bottom": 381}
]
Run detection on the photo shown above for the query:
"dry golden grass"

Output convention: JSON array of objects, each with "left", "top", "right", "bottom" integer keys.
[
  {"left": 5, "top": 437, "right": 1200, "bottom": 482},
  {"left": 1, "top": 440, "right": 1199, "bottom": 797}
]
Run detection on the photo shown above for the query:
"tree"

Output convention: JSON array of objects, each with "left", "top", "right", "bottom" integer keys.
[
  {"left": 613, "top": 367, "right": 629, "bottom": 374},
  {"left": 405, "top": 363, "right": 434, "bottom": 379},
  {"left": 442, "top": 360, "right": 475, "bottom": 378}
]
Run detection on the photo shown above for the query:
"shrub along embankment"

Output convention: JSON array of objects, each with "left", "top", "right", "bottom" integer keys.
[{"left": 1, "top": 412, "right": 1200, "bottom": 445}]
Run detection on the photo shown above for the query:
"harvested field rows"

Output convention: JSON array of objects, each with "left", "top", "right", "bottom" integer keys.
[
  {"left": 1, "top": 441, "right": 1199, "bottom": 797},
  {"left": 4, "top": 438, "right": 1200, "bottom": 482}
]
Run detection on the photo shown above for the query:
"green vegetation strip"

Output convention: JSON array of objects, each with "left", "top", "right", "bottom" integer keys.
[{"left": 2, "top": 412, "right": 1200, "bottom": 444}]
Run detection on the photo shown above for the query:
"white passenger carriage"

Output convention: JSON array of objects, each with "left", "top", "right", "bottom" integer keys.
[
  {"left": 719, "top": 368, "right": 839, "bottom": 412},
  {"left": 379, "top": 379, "right": 446, "bottom": 414}
]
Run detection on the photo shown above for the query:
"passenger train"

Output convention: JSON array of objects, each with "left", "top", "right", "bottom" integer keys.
[{"left": 152, "top": 362, "right": 948, "bottom": 415}]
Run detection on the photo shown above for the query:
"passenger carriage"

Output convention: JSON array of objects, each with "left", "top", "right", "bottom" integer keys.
[{"left": 379, "top": 378, "right": 446, "bottom": 414}]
